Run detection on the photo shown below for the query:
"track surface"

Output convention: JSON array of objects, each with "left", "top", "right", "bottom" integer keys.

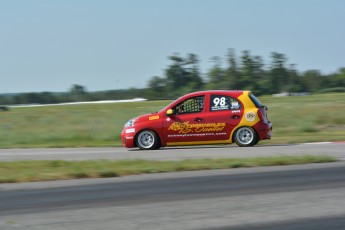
[
  {"left": 0, "top": 142, "right": 345, "bottom": 162},
  {"left": 1, "top": 163, "right": 345, "bottom": 229},
  {"left": 1, "top": 143, "right": 345, "bottom": 229}
]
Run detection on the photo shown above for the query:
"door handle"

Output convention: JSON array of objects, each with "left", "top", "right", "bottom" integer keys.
[
  {"left": 194, "top": 117, "right": 203, "bottom": 122},
  {"left": 231, "top": 115, "right": 240, "bottom": 119}
]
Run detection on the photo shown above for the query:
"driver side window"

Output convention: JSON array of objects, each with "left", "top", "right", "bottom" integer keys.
[{"left": 174, "top": 96, "right": 204, "bottom": 115}]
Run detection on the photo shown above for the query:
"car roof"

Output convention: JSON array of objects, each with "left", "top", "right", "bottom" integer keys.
[
  {"left": 182, "top": 90, "right": 249, "bottom": 97},
  {"left": 160, "top": 90, "right": 250, "bottom": 112}
]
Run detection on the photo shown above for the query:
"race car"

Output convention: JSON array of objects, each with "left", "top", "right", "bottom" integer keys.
[{"left": 121, "top": 90, "right": 272, "bottom": 150}]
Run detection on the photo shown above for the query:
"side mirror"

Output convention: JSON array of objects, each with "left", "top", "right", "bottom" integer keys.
[{"left": 166, "top": 109, "right": 175, "bottom": 116}]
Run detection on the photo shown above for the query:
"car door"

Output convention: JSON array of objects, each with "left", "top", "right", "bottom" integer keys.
[
  {"left": 203, "top": 94, "right": 243, "bottom": 142},
  {"left": 163, "top": 95, "right": 206, "bottom": 145}
]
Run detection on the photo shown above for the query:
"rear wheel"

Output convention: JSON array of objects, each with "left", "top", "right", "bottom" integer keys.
[
  {"left": 234, "top": 127, "right": 258, "bottom": 147},
  {"left": 136, "top": 130, "right": 160, "bottom": 150}
]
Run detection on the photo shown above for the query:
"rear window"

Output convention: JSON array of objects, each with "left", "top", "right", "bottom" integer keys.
[{"left": 249, "top": 94, "right": 262, "bottom": 107}]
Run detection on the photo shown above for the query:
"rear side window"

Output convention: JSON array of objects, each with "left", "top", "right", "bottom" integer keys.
[{"left": 210, "top": 95, "right": 241, "bottom": 111}]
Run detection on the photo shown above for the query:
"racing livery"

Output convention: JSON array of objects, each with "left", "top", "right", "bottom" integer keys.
[{"left": 121, "top": 90, "right": 272, "bottom": 150}]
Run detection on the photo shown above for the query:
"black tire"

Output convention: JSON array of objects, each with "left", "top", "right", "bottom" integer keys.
[
  {"left": 234, "top": 127, "right": 259, "bottom": 147},
  {"left": 136, "top": 130, "right": 160, "bottom": 150}
]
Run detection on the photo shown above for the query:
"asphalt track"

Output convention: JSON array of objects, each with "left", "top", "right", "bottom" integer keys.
[
  {"left": 0, "top": 142, "right": 345, "bottom": 162},
  {"left": 1, "top": 143, "right": 345, "bottom": 229},
  {"left": 1, "top": 163, "right": 345, "bottom": 229}
]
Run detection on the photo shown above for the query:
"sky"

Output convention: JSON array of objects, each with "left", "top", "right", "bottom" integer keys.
[{"left": 1, "top": 0, "right": 344, "bottom": 93}]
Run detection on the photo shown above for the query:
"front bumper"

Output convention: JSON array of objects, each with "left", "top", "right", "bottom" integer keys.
[{"left": 121, "top": 129, "right": 136, "bottom": 148}]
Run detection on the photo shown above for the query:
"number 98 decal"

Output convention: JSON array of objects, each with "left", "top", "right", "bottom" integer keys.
[
  {"left": 211, "top": 95, "right": 229, "bottom": 111},
  {"left": 213, "top": 97, "right": 226, "bottom": 107},
  {"left": 210, "top": 95, "right": 241, "bottom": 111}
]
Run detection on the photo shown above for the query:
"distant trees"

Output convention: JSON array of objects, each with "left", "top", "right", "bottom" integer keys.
[
  {"left": 147, "top": 76, "right": 166, "bottom": 99},
  {"left": 1, "top": 48, "right": 345, "bottom": 105},
  {"left": 69, "top": 84, "right": 88, "bottom": 102},
  {"left": 148, "top": 53, "right": 204, "bottom": 98},
  {"left": 148, "top": 49, "right": 345, "bottom": 99},
  {"left": 11, "top": 92, "right": 58, "bottom": 104}
]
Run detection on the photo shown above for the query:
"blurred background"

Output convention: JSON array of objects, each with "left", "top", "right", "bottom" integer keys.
[
  {"left": 1, "top": 0, "right": 345, "bottom": 103},
  {"left": 1, "top": 0, "right": 344, "bottom": 148}
]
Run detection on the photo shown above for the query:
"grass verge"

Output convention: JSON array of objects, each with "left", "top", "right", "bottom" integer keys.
[
  {"left": 1, "top": 93, "right": 345, "bottom": 148},
  {"left": 0, "top": 155, "right": 336, "bottom": 183}
]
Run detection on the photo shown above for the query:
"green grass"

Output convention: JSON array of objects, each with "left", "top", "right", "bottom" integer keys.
[
  {"left": 0, "top": 101, "right": 166, "bottom": 148},
  {"left": 261, "top": 93, "right": 345, "bottom": 144},
  {"left": 0, "top": 93, "right": 345, "bottom": 148},
  {"left": 0, "top": 155, "right": 336, "bottom": 183}
]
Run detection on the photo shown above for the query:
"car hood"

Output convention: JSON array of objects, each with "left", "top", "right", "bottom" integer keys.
[{"left": 136, "top": 112, "right": 161, "bottom": 123}]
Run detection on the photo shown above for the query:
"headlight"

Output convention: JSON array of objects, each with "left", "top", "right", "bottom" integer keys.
[{"left": 124, "top": 118, "right": 135, "bottom": 127}]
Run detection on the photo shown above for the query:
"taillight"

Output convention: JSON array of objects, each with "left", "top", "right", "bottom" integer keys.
[
  {"left": 257, "top": 109, "right": 264, "bottom": 121},
  {"left": 258, "top": 108, "right": 269, "bottom": 122}
]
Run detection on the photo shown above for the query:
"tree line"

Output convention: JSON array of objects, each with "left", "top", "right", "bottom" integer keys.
[
  {"left": 1, "top": 49, "right": 345, "bottom": 105},
  {"left": 147, "top": 49, "right": 345, "bottom": 98}
]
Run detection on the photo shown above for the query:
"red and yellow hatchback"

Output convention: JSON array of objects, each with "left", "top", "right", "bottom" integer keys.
[{"left": 121, "top": 90, "right": 272, "bottom": 150}]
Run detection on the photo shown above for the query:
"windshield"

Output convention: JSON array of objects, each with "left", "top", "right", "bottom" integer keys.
[{"left": 158, "top": 96, "right": 184, "bottom": 113}]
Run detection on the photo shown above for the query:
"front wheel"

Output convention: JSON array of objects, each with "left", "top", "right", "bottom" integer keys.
[
  {"left": 234, "top": 127, "right": 258, "bottom": 147},
  {"left": 136, "top": 130, "right": 160, "bottom": 150}
]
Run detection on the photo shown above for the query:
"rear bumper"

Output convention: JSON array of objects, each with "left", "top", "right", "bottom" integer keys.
[{"left": 254, "top": 121, "right": 272, "bottom": 140}]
